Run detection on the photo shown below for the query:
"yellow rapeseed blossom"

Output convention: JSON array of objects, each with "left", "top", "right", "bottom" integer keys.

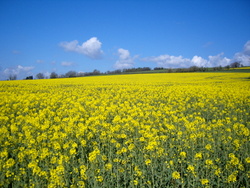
[
  {"left": 105, "top": 163, "right": 112, "bottom": 171},
  {"left": 172, "top": 171, "right": 181, "bottom": 179},
  {"left": 180, "top": 151, "right": 187, "bottom": 158},
  {"left": 195, "top": 152, "right": 202, "bottom": 160},
  {"left": 227, "top": 171, "right": 238, "bottom": 183},
  {"left": 200, "top": 179, "right": 209, "bottom": 185},
  {"left": 245, "top": 157, "right": 250, "bottom": 163},
  {"left": 145, "top": 159, "right": 151, "bottom": 165},
  {"left": 0, "top": 72, "right": 249, "bottom": 187}
]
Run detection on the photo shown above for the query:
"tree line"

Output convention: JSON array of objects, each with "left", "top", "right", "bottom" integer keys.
[{"left": 7, "top": 62, "right": 244, "bottom": 80}]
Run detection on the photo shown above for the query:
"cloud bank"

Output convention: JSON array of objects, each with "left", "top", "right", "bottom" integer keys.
[
  {"left": 114, "top": 48, "right": 135, "bottom": 69},
  {"left": 60, "top": 37, "right": 103, "bottom": 59},
  {"left": 142, "top": 41, "right": 250, "bottom": 68}
]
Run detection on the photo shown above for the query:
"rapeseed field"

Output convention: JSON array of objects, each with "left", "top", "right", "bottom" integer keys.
[{"left": 0, "top": 72, "right": 249, "bottom": 187}]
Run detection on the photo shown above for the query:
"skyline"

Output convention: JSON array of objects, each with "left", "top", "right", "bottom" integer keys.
[{"left": 0, "top": 0, "right": 250, "bottom": 80}]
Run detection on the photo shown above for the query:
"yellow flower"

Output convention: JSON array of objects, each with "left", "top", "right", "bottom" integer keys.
[
  {"left": 128, "top": 143, "right": 135, "bottom": 151},
  {"left": 195, "top": 152, "right": 202, "bottom": 160},
  {"left": 180, "top": 151, "right": 187, "bottom": 158},
  {"left": 145, "top": 159, "right": 151, "bottom": 165},
  {"left": 105, "top": 163, "right": 112, "bottom": 170},
  {"left": 96, "top": 176, "right": 103, "bottom": 182},
  {"left": 169, "top": 160, "right": 174, "bottom": 166},
  {"left": 245, "top": 157, "right": 250, "bottom": 163},
  {"left": 200, "top": 179, "right": 209, "bottom": 185},
  {"left": 5, "top": 171, "right": 14, "bottom": 177},
  {"left": 70, "top": 148, "right": 76, "bottom": 155},
  {"left": 205, "top": 159, "right": 213, "bottom": 165},
  {"left": 172, "top": 171, "right": 181, "bottom": 179},
  {"left": 227, "top": 171, "right": 238, "bottom": 183},
  {"left": 205, "top": 144, "right": 212, "bottom": 151},
  {"left": 133, "top": 179, "right": 138, "bottom": 185},
  {"left": 77, "top": 181, "right": 85, "bottom": 188},
  {"left": 4, "top": 158, "right": 15, "bottom": 168},
  {"left": 228, "top": 153, "right": 239, "bottom": 166},
  {"left": 0, "top": 149, "right": 8, "bottom": 158},
  {"left": 215, "top": 168, "right": 221, "bottom": 177},
  {"left": 187, "top": 165, "right": 195, "bottom": 174}
]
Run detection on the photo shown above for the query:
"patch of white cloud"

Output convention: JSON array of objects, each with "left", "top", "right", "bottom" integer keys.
[
  {"left": 43, "top": 71, "right": 50, "bottom": 79},
  {"left": 207, "top": 53, "right": 231, "bottom": 67},
  {"left": 60, "top": 37, "right": 103, "bottom": 59},
  {"left": 143, "top": 53, "right": 232, "bottom": 68},
  {"left": 233, "top": 52, "right": 250, "bottom": 66},
  {"left": 12, "top": 50, "right": 21, "bottom": 54},
  {"left": 1, "top": 65, "right": 34, "bottom": 79},
  {"left": 202, "top": 41, "right": 213, "bottom": 48},
  {"left": 61, "top": 61, "right": 74, "bottom": 67},
  {"left": 232, "top": 40, "right": 250, "bottom": 66},
  {"left": 36, "top": 59, "right": 44, "bottom": 63},
  {"left": 243, "top": 40, "right": 250, "bottom": 55},
  {"left": 143, "top": 55, "right": 190, "bottom": 68},
  {"left": 4, "top": 65, "right": 34, "bottom": 75},
  {"left": 141, "top": 41, "right": 250, "bottom": 68},
  {"left": 114, "top": 48, "right": 135, "bottom": 69},
  {"left": 191, "top": 56, "right": 208, "bottom": 67}
]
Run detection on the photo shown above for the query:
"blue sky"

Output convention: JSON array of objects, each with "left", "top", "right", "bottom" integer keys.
[{"left": 0, "top": 0, "right": 250, "bottom": 79}]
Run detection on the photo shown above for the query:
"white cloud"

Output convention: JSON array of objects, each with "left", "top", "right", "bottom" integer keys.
[
  {"left": 208, "top": 53, "right": 231, "bottom": 67},
  {"left": 36, "top": 59, "right": 44, "bottom": 63},
  {"left": 60, "top": 37, "right": 103, "bottom": 59},
  {"left": 12, "top": 50, "right": 21, "bottom": 54},
  {"left": 202, "top": 41, "right": 213, "bottom": 48},
  {"left": 191, "top": 56, "right": 208, "bottom": 67},
  {"left": 141, "top": 41, "right": 250, "bottom": 68},
  {"left": 142, "top": 53, "right": 232, "bottom": 68},
  {"left": 61, "top": 61, "right": 74, "bottom": 67},
  {"left": 142, "top": 55, "right": 190, "bottom": 68},
  {"left": 1, "top": 65, "right": 34, "bottom": 79},
  {"left": 43, "top": 71, "right": 50, "bottom": 78},
  {"left": 243, "top": 40, "right": 250, "bottom": 55},
  {"left": 232, "top": 40, "right": 250, "bottom": 66},
  {"left": 4, "top": 65, "right": 34, "bottom": 75},
  {"left": 233, "top": 52, "right": 250, "bottom": 66},
  {"left": 114, "top": 48, "right": 135, "bottom": 69}
]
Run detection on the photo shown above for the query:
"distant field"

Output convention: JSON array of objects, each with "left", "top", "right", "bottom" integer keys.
[
  {"left": 1, "top": 72, "right": 250, "bottom": 187},
  {"left": 121, "top": 67, "right": 250, "bottom": 74},
  {"left": 228, "top": 67, "right": 250, "bottom": 72},
  {"left": 230, "top": 66, "right": 250, "bottom": 70}
]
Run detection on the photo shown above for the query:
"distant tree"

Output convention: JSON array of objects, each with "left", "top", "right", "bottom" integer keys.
[
  {"left": 230, "top": 62, "right": 242, "bottom": 68},
  {"left": 93, "top": 69, "right": 101, "bottom": 75},
  {"left": 167, "top": 68, "right": 173, "bottom": 73},
  {"left": 50, "top": 72, "right": 58, "bottom": 79},
  {"left": 25, "top": 76, "right": 33, "bottom": 80},
  {"left": 176, "top": 68, "right": 186, "bottom": 73},
  {"left": 9, "top": 74, "right": 17, "bottom": 80},
  {"left": 36, "top": 73, "right": 45, "bottom": 79},
  {"left": 65, "top": 71, "right": 77, "bottom": 78},
  {"left": 58, "top": 74, "right": 65, "bottom": 78},
  {"left": 188, "top": 66, "right": 199, "bottom": 72},
  {"left": 77, "top": 72, "right": 85, "bottom": 77},
  {"left": 154, "top": 67, "right": 164, "bottom": 70},
  {"left": 142, "top": 67, "right": 151, "bottom": 71}
]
